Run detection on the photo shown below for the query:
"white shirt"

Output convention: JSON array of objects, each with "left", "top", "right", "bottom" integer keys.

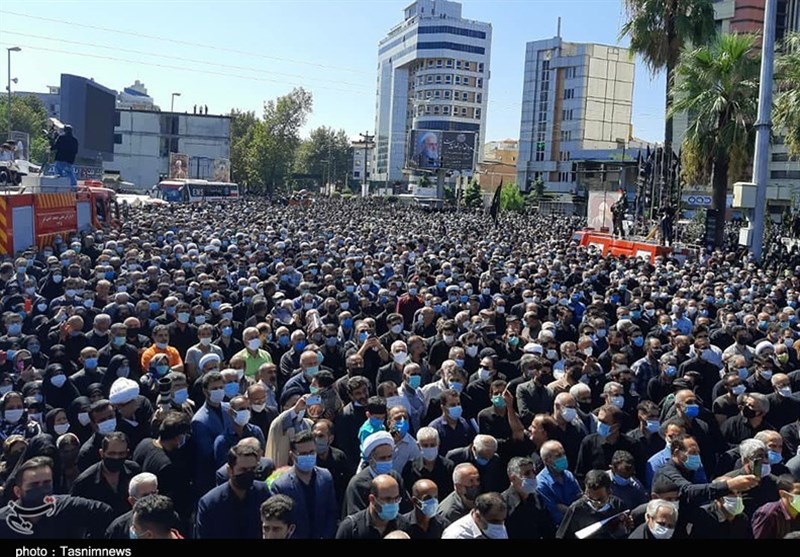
[{"left": 441, "top": 512, "right": 485, "bottom": 539}]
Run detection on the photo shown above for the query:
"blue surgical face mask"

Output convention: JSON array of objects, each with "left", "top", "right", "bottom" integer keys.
[
  {"left": 393, "top": 419, "right": 409, "bottom": 437},
  {"left": 684, "top": 404, "right": 700, "bottom": 419},
  {"left": 597, "top": 422, "right": 612, "bottom": 438},
  {"left": 407, "top": 375, "right": 421, "bottom": 389},
  {"left": 768, "top": 450, "right": 783, "bottom": 465},
  {"left": 372, "top": 460, "right": 393, "bottom": 475},
  {"left": 646, "top": 419, "right": 660, "bottom": 433},
  {"left": 173, "top": 388, "right": 189, "bottom": 405},
  {"left": 418, "top": 498, "right": 438, "bottom": 518},
  {"left": 295, "top": 453, "right": 317, "bottom": 472},
  {"left": 684, "top": 453, "right": 702, "bottom": 471},
  {"left": 553, "top": 455, "right": 569, "bottom": 473},
  {"left": 278, "top": 335, "right": 290, "bottom": 346},
  {"left": 449, "top": 381, "right": 463, "bottom": 394},
  {"left": 224, "top": 382, "right": 239, "bottom": 398},
  {"left": 447, "top": 405, "right": 463, "bottom": 420},
  {"left": 377, "top": 500, "right": 400, "bottom": 521},
  {"left": 369, "top": 416, "right": 384, "bottom": 429}
]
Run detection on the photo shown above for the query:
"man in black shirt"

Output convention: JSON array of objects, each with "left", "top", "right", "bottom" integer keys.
[
  {"left": 132, "top": 411, "right": 194, "bottom": 527},
  {"left": 575, "top": 404, "right": 640, "bottom": 483},
  {"left": 312, "top": 419, "right": 350, "bottom": 509},
  {"left": 50, "top": 124, "right": 79, "bottom": 186},
  {"left": 402, "top": 426, "right": 455, "bottom": 496},
  {"left": 0, "top": 456, "right": 115, "bottom": 538},
  {"left": 556, "top": 469, "right": 632, "bottom": 539},
  {"left": 336, "top": 474, "right": 401, "bottom": 539},
  {"left": 397, "top": 479, "right": 445, "bottom": 539},
  {"left": 502, "top": 456, "right": 555, "bottom": 539},
  {"left": 71, "top": 431, "right": 141, "bottom": 517}
]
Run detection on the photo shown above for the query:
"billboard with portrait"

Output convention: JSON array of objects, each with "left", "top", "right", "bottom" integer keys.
[
  {"left": 212, "top": 158, "right": 231, "bottom": 182},
  {"left": 408, "top": 130, "right": 441, "bottom": 169},
  {"left": 169, "top": 153, "right": 189, "bottom": 179},
  {"left": 408, "top": 130, "right": 477, "bottom": 171}
]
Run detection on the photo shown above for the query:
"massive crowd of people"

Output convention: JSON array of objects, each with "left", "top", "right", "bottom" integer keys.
[{"left": 0, "top": 196, "right": 798, "bottom": 540}]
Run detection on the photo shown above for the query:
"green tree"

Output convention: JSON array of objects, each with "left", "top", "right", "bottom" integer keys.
[
  {"left": 462, "top": 179, "right": 483, "bottom": 208},
  {"left": 247, "top": 87, "right": 313, "bottom": 197},
  {"left": 0, "top": 94, "right": 50, "bottom": 163},
  {"left": 670, "top": 32, "right": 760, "bottom": 248},
  {"left": 229, "top": 109, "right": 258, "bottom": 187},
  {"left": 499, "top": 182, "right": 525, "bottom": 212},
  {"left": 620, "top": 0, "right": 716, "bottom": 155},
  {"left": 774, "top": 32, "right": 800, "bottom": 158},
  {"left": 294, "top": 126, "right": 351, "bottom": 189}
]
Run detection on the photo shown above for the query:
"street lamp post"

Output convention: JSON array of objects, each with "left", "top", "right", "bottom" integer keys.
[
  {"left": 6, "top": 47, "right": 21, "bottom": 139},
  {"left": 171, "top": 92, "right": 181, "bottom": 112}
]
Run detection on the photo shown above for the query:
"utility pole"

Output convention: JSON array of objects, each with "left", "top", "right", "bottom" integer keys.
[
  {"left": 358, "top": 130, "right": 374, "bottom": 198},
  {"left": 6, "top": 47, "right": 21, "bottom": 139},
  {"left": 751, "top": 0, "right": 777, "bottom": 262}
]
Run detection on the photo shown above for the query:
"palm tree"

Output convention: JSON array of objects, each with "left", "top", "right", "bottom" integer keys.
[
  {"left": 774, "top": 32, "right": 800, "bottom": 159},
  {"left": 620, "top": 0, "right": 716, "bottom": 161},
  {"left": 670, "top": 32, "right": 760, "bottom": 248}
]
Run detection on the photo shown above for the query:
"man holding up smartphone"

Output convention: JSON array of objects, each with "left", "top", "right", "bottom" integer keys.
[{"left": 725, "top": 438, "right": 780, "bottom": 517}]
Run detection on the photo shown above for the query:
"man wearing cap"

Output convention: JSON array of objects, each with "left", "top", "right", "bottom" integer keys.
[
  {"left": 110, "top": 377, "right": 153, "bottom": 451},
  {"left": 343, "top": 431, "right": 410, "bottom": 517}
]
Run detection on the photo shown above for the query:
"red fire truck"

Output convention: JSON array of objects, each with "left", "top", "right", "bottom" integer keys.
[{"left": 0, "top": 171, "right": 118, "bottom": 256}]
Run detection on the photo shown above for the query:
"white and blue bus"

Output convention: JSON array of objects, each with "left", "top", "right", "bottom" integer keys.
[{"left": 155, "top": 179, "right": 240, "bottom": 203}]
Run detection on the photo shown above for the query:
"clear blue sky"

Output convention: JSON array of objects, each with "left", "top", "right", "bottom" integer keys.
[{"left": 0, "top": 0, "right": 665, "bottom": 143}]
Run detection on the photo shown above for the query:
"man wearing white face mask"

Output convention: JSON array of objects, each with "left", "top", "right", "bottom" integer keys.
[
  {"left": 553, "top": 392, "right": 586, "bottom": 466},
  {"left": 501, "top": 457, "right": 554, "bottom": 539},
  {"left": 377, "top": 340, "right": 408, "bottom": 387},
  {"left": 689, "top": 476, "right": 754, "bottom": 538},
  {"left": 235, "top": 327, "right": 273, "bottom": 381},
  {"left": 726, "top": 438, "right": 780, "bottom": 518},
  {"left": 442, "top": 491, "right": 508, "bottom": 539},
  {"left": 628, "top": 498, "right": 678, "bottom": 539},
  {"left": 212, "top": 395, "right": 265, "bottom": 468}
]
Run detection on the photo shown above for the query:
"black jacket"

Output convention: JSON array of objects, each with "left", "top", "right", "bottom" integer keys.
[
  {"left": 70, "top": 459, "right": 141, "bottom": 517},
  {"left": 0, "top": 495, "right": 114, "bottom": 538}
]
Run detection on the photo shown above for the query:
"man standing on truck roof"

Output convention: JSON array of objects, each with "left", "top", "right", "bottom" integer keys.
[{"left": 51, "top": 124, "right": 79, "bottom": 187}]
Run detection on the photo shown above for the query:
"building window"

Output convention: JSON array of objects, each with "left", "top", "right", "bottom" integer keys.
[
  {"left": 475, "top": 108, "right": 481, "bottom": 118},
  {"left": 456, "top": 60, "right": 462, "bottom": 69},
  {"left": 445, "top": 75, "right": 452, "bottom": 84},
  {"left": 434, "top": 90, "right": 441, "bottom": 98},
  {"left": 772, "top": 152, "right": 789, "bottom": 162},
  {"left": 114, "top": 111, "right": 121, "bottom": 127},
  {"left": 771, "top": 170, "right": 800, "bottom": 179},
  {"left": 463, "top": 77, "right": 470, "bottom": 86},
  {"left": 560, "top": 130, "right": 572, "bottom": 142},
  {"left": 559, "top": 151, "right": 570, "bottom": 162},
  {"left": 564, "top": 88, "right": 574, "bottom": 100},
  {"left": 437, "top": 59, "right": 443, "bottom": 68},
  {"left": 565, "top": 67, "right": 576, "bottom": 79},
  {"left": 444, "top": 90, "right": 451, "bottom": 99},
  {"left": 427, "top": 75, "right": 433, "bottom": 83},
  {"left": 478, "top": 62, "right": 484, "bottom": 73},
  {"left": 353, "top": 171, "right": 360, "bottom": 178},
  {"left": 443, "top": 106, "right": 450, "bottom": 115},
  {"left": 476, "top": 93, "right": 482, "bottom": 103},
  {"left": 561, "top": 109, "right": 573, "bottom": 120},
  {"left": 433, "top": 105, "right": 440, "bottom": 114},
  {"left": 446, "top": 59, "right": 453, "bottom": 68},
  {"left": 355, "top": 159, "right": 362, "bottom": 167},
  {"left": 541, "top": 90, "right": 549, "bottom": 103},
  {"left": 114, "top": 133, "right": 122, "bottom": 145},
  {"left": 461, "top": 107, "right": 468, "bottom": 116},
  {"left": 455, "top": 75, "right": 461, "bottom": 85},
  {"left": 463, "top": 91, "right": 470, "bottom": 101},
  {"left": 535, "top": 150, "right": 545, "bottom": 162},
  {"left": 435, "top": 75, "right": 442, "bottom": 83},
  {"left": 477, "top": 78, "right": 483, "bottom": 88},
  {"left": 539, "top": 111, "right": 547, "bottom": 122},
  {"left": 427, "top": 59, "right": 434, "bottom": 68},
  {"left": 426, "top": 90, "right": 432, "bottom": 99}
]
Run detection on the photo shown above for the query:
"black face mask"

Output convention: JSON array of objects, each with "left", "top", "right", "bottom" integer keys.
[
  {"left": 103, "top": 457, "right": 126, "bottom": 473},
  {"left": 463, "top": 485, "right": 481, "bottom": 501},
  {"left": 742, "top": 406, "right": 757, "bottom": 419},
  {"left": 20, "top": 484, "right": 53, "bottom": 508},
  {"left": 578, "top": 401, "right": 593, "bottom": 414},
  {"left": 232, "top": 471, "right": 255, "bottom": 491}
]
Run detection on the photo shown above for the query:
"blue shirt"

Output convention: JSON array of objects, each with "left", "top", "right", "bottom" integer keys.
[
  {"left": 429, "top": 416, "right": 476, "bottom": 457},
  {"left": 646, "top": 446, "right": 708, "bottom": 489},
  {"left": 536, "top": 466, "right": 582, "bottom": 526}
]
